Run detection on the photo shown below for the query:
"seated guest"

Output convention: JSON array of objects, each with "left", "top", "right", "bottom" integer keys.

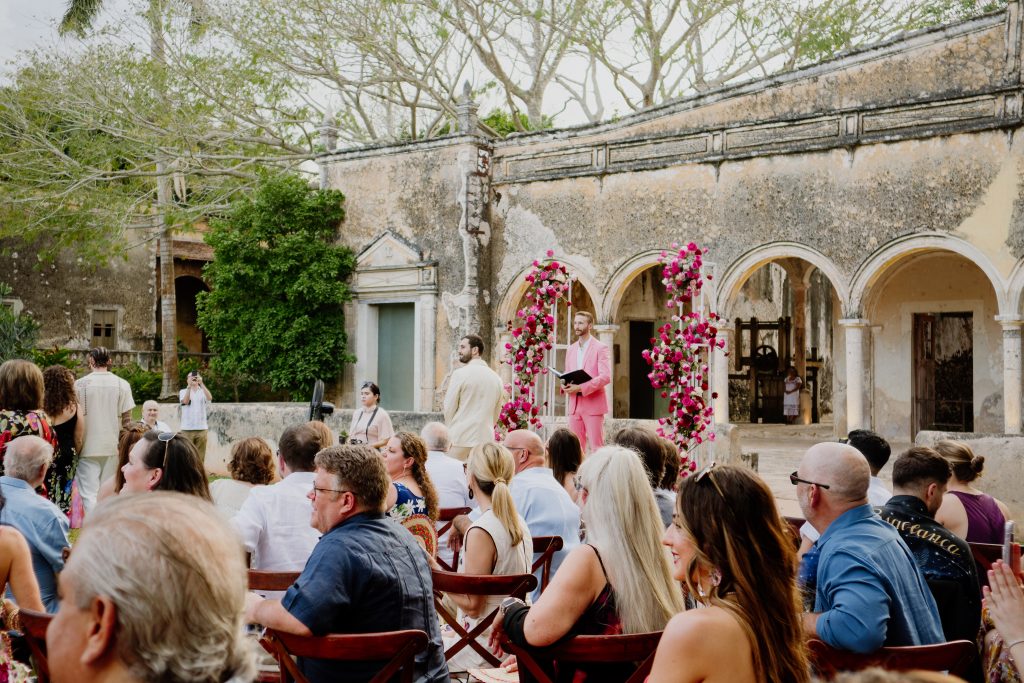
[
  {"left": 120, "top": 430, "right": 212, "bottom": 500},
  {"left": 796, "top": 442, "right": 944, "bottom": 652},
  {"left": 612, "top": 427, "right": 670, "bottom": 527},
  {"left": 46, "top": 492, "right": 256, "bottom": 683},
  {"left": 0, "top": 436, "right": 70, "bottom": 612},
  {"left": 442, "top": 442, "right": 531, "bottom": 672},
  {"left": 421, "top": 421, "right": 474, "bottom": 566},
  {"left": 495, "top": 446, "right": 683, "bottom": 682},
  {"left": 233, "top": 423, "right": 321, "bottom": 572},
  {"left": 454, "top": 429, "right": 580, "bottom": 600},
  {"left": 800, "top": 429, "right": 892, "bottom": 556},
  {"left": 934, "top": 440, "right": 1009, "bottom": 544},
  {"left": 546, "top": 427, "right": 583, "bottom": 503},
  {"left": 306, "top": 420, "right": 335, "bottom": 449},
  {"left": 878, "top": 447, "right": 980, "bottom": 645},
  {"left": 244, "top": 445, "right": 449, "bottom": 683},
  {"left": 140, "top": 399, "right": 170, "bottom": 432},
  {"left": 211, "top": 437, "right": 275, "bottom": 519},
  {"left": 97, "top": 424, "right": 147, "bottom": 503},
  {"left": 982, "top": 560, "right": 1024, "bottom": 681},
  {"left": 382, "top": 431, "right": 439, "bottom": 523},
  {"left": 649, "top": 464, "right": 809, "bottom": 683}
]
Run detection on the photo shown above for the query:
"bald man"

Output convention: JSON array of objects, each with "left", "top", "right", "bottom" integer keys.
[
  {"left": 795, "top": 442, "right": 943, "bottom": 653},
  {"left": 451, "top": 429, "right": 580, "bottom": 599}
]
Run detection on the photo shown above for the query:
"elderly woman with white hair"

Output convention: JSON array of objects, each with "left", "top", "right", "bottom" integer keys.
[
  {"left": 493, "top": 445, "right": 684, "bottom": 682},
  {"left": 46, "top": 492, "right": 256, "bottom": 683}
]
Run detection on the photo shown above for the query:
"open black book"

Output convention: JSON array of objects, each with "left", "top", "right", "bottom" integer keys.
[{"left": 548, "top": 367, "right": 593, "bottom": 386}]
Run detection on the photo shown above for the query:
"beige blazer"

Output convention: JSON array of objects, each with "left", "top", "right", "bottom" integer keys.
[{"left": 443, "top": 358, "right": 505, "bottom": 448}]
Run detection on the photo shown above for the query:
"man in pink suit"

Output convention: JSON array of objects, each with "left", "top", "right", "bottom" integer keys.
[{"left": 561, "top": 311, "right": 611, "bottom": 453}]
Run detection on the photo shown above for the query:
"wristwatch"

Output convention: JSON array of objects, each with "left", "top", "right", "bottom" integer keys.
[{"left": 499, "top": 597, "right": 527, "bottom": 615}]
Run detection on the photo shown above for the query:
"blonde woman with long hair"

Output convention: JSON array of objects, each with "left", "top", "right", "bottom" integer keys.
[
  {"left": 495, "top": 445, "right": 683, "bottom": 682},
  {"left": 650, "top": 464, "right": 809, "bottom": 683},
  {"left": 442, "top": 442, "right": 532, "bottom": 672}
]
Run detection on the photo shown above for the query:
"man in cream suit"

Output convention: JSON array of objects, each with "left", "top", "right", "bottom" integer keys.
[
  {"left": 443, "top": 334, "right": 504, "bottom": 461},
  {"left": 562, "top": 311, "right": 611, "bottom": 453}
]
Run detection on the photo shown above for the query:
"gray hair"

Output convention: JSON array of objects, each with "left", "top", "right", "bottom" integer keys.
[
  {"left": 142, "top": 400, "right": 160, "bottom": 411},
  {"left": 5, "top": 436, "right": 53, "bottom": 482},
  {"left": 68, "top": 492, "right": 256, "bottom": 682},
  {"left": 420, "top": 422, "right": 450, "bottom": 451}
]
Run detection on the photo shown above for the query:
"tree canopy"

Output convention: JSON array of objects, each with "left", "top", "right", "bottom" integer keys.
[{"left": 196, "top": 172, "right": 355, "bottom": 398}]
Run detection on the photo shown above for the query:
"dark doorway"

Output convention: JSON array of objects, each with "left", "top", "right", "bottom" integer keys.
[
  {"left": 913, "top": 312, "right": 973, "bottom": 437},
  {"left": 175, "top": 276, "right": 209, "bottom": 353},
  {"left": 629, "top": 321, "right": 655, "bottom": 419}
]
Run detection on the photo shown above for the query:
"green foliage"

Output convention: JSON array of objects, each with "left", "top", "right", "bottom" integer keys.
[
  {"left": 481, "top": 109, "right": 554, "bottom": 137},
  {"left": 0, "top": 284, "right": 39, "bottom": 362},
  {"left": 112, "top": 363, "right": 164, "bottom": 403},
  {"left": 32, "top": 347, "right": 83, "bottom": 372},
  {"left": 197, "top": 172, "right": 356, "bottom": 400}
]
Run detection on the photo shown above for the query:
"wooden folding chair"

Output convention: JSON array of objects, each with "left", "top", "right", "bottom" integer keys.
[
  {"left": 807, "top": 638, "right": 978, "bottom": 680},
  {"left": 17, "top": 607, "right": 52, "bottom": 683},
  {"left": 430, "top": 568, "right": 537, "bottom": 666},
  {"left": 500, "top": 631, "right": 663, "bottom": 683},
  {"left": 531, "top": 536, "right": 564, "bottom": 594},
  {"left": 437, "top": 507, "right": 471, "bottom": 571},
  {"left": 248, "top": 569, "right": 301, "bottom": 593},
  {"left": 262, "top": 628, "right": 429, "bottom": 683}
]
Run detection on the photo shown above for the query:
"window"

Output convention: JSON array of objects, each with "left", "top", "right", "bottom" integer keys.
[{"left": 90, "top": 309, "right": 118, "bottom": 347}]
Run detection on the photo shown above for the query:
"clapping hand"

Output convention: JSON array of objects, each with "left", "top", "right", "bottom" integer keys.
[{"left": 985, "top": 560, "right": 1024, "bottom": 646}]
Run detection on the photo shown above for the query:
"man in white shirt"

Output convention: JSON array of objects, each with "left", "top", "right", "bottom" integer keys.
[
  {"left": 443, "top": 334, "right": 504, "bottom": 461},
  {"left": 232, "top": 423, "right": 322, "bottom": 587},
  {"left": 140, "top": 400, "right": 171, "bottom": 433},
  {"left": 421, "top": 421, "right": 474, "bottom": 567},
  {"left": 179, "top": 370, "right": 212, "bottom": 461},
  {"left": 74, "top": 347, "right": 134, "bottom": 513},
  {"left": 453, "top": 429, "right": 580, "bottom": 600}
]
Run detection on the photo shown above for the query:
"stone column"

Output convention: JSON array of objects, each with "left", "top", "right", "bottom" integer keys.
[
  {"left": 495, "top": 327, "right": 513, "bottom": 386},
  {"left": 595, "top": 324, "right": 619, "bottom": 418},
  {"left": 997, "top": 316, "right": 1024, "bottom": 434},
  {"left": 713, "top": 323, "right": 733, "bottom": 426},
  {"left": 839, "top": 319, "right": 872, "bottom": 432}
]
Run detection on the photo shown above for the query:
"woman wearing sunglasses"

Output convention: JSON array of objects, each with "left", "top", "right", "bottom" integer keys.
[
  {"left": 649, "top": 463, "right": 809, "bottom": 683},
  {"left": 120, "top": 430, "right": 212, "bottom": 501}
]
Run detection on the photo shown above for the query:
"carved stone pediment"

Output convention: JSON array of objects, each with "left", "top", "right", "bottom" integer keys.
[
  {"left": 357, "top": 231, "right": 423, "bottom": 269},
  {"left": 354, "top": 231, "right": 437, "bottom": 297}
]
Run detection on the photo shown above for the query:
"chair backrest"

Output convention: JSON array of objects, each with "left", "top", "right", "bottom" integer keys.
[
  {"left": 501, "top": 631, "right": 662, "bottom": 683},
  {"left": 531, "top": 536, "right": 564, "bottom": 594},
  {"left": 436, "top": 507, "right": 471, "bottom": 572},
  {"left": 248, "top": 569, "right": 301, "bottom": 592},
  {"left": 17, "top": 608, "right": 52, "bottom": 683},
  {"left": 262, "top": 628, "right": 429, "bottom": 683},
  {"left": 807, "top": 639, "right": 977, "bottom": 680},
  {"left": 401, "top": 513, "right": 439, "bottom": 558},
  {"left": 430, "top": 568, "right": 537, "bottom": 667}
]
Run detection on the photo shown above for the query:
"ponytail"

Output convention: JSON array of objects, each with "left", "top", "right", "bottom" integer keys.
[
  {"left": 469, "top": 443, "right": 525, "bottom": 548},
  {"left": 394, "top": 431, "right": 440, "bottom": 521}
]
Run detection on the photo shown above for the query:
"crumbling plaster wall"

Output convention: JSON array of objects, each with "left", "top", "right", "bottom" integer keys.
[{"left": 0, "top": 238, "right": 157, "bottom": 351}]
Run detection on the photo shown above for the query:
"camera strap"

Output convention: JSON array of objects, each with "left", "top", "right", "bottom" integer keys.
[{"left": 354, "top": 407, "right": 379, "bottom": 440}]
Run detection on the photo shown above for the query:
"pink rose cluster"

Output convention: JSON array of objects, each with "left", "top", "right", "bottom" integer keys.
[
  {"left": 498, "top": 251, "right": 572, "bottom": 432},
  {"left": 642, "top": 243, "right": 725, "bottom": 475}
]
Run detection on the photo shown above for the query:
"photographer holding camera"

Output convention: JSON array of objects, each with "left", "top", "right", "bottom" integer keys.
[
  {"left": 348, "top": 381, "right": 394, "bottom": 448},
  {"left": 179, "top": 370, "right": 212, "bottom": 460}
]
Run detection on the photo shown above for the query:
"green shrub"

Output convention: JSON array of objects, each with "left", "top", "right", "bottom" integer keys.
[{"left": 112, "top": 363, "right": 162, "bottom": 403}]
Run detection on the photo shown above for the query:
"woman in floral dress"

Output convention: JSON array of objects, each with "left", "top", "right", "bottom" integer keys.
[
  {"left": 0, "top": 360, "right": 58, "bottom": 477},
  {"left": 42, "top": 365, "right": 84, "bottom": 515},
  {"left": 381, "top": 431, "right": 439, "bottom": 523}
]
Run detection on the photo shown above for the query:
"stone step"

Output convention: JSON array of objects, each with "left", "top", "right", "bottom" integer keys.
[{"left": 733, "top": 421, "right": 838, "bottom": 441}]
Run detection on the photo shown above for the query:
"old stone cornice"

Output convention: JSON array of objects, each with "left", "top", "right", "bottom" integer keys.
[
  {"left": 492, "top": 87, "right": 1024, "bottom": 185},
  {"left": 318, "top": 134, "right": 492, "bottom": 164}
]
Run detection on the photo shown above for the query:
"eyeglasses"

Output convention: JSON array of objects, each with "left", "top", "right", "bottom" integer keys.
[
  {"left": 158, "top": 431, "right": 177, "bottom": 470},
  {"left": 694, "top": 461, "right": 724, "bottom": 498},
  {"left": 361, "top": 381, "right": 375, "bottom": 389},
  {"left": 311, "top": 483, "right": 352, "bottom": 499},
  {"left": 789, "top": 471, "right": 831, "bottom": 489}
]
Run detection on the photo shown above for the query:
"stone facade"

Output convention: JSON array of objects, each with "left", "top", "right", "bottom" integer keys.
[{"left": 320, "top": 4, "right": 1024, "bottom": 445}]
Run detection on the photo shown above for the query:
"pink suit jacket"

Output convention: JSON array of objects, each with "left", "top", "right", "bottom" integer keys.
[{"left": 564, "top": 337, "right": 611, "bottom": 416}]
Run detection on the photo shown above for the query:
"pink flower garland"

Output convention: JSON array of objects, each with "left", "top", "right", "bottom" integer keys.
[
  {"left": 498, "top": 251, "right": 572, "bottom": 433},
  {"left": 642, "top": 242, "right": 725, "bottom": 475}
]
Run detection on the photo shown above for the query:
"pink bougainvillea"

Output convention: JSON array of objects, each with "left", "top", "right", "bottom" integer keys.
[
  {"left": 642, "top": 243, "right": 725, "bottom": 475},
  {"left": 498, "top": 251, "right": 572, "bottom": 433}
]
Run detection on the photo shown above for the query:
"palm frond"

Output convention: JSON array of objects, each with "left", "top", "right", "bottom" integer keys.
[{"left": 58, "top": 0, "right": 104, "bottom": 37}]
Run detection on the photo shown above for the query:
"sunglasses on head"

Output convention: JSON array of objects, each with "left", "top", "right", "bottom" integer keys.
[
  {"left": 693, "top": 461, "right": 724, "bottom": 498},
  {"left": 158, "top": 431, "right": 177, "bottom": 470}
]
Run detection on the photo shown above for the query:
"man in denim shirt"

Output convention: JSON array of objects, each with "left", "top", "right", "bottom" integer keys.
[
  {"left": 244, "top": 444, "right": 449, "bottom": 683},
  {"left": 796, "top": 442, "right": 944, "bottom": 653}
]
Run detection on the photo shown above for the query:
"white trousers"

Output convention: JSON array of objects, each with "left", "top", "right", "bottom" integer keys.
[{"left": 75, "top": 455, "right": 118, "bottom": 513}]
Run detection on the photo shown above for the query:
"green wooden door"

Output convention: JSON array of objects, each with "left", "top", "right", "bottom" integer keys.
[{"left": 377, "top": 303, "right": 415, "bottom": 411}]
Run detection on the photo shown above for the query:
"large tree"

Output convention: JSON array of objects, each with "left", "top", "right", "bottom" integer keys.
[{"left": 196, "top": 173, "right": 355, "bottom": 397}]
